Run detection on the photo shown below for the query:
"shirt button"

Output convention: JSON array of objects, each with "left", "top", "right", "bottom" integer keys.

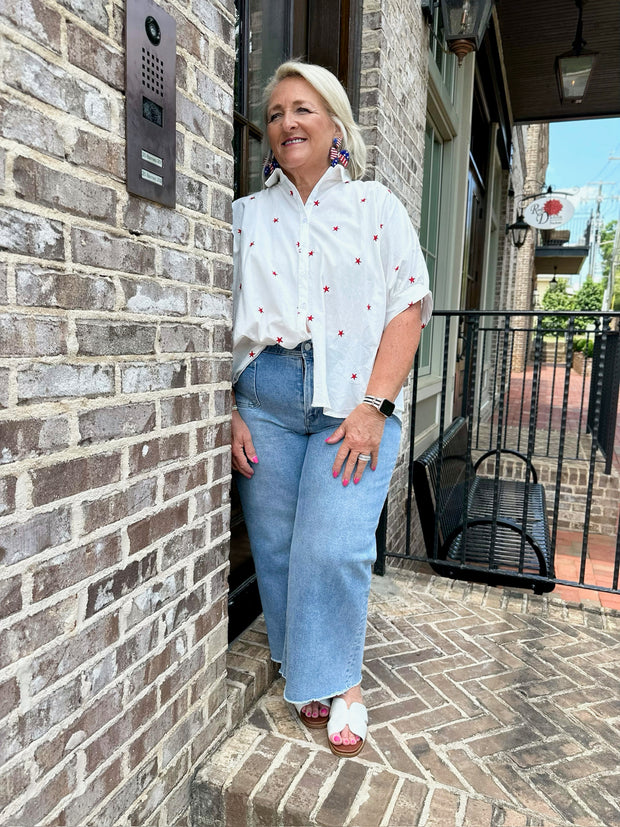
[{"left": 303, "top": 342, "right": 311, "bottom": 351}]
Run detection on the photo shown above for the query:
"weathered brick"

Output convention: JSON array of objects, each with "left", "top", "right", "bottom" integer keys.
[
  {"left": 13, "top": 756, "right": 78, "bottom": 825},
  {"left": 3, "top": 44, "right": 111, "bottom": 129},
  {"left": 0, "top": 572, "right": 22, "bottom": 621},
  {"left": 161, "top": 524, "right": 207, "bottom": 571},
  {"left": 210, "top": 186, "right": 233, "bottom": 223},
  {"left": 194, "top": 594, "right": 226, "bottom": 642},
  {"left": 0, "top": 475, "right": 16, "bottom": 516},
  {"left": 213, "top": 322, "right": 233, "bottom": 353},
  {"left": 0, "top": 260, "right": 6, "bottom": 303},
  {"left": 67, "top": 20, "right": 124, "bottom": 88},
  {"left": 0, "top": 206, "right": 64, "bottom": 260},
  {"left": 160, "top": 323, "right": 211, "bottom": 354},
  {"left": 177, "top": 92, "right": 211, "bottom": 140},
  {"left": 191, "top": 357, "right": 231, "bottom": 386},
  {"left": 0, "top": 416, "right": 70, "bottom": 464},
  {"left": 29, "top": 611, "right": 119, "bottom": 696},
  {"left": 194, "top": 221, "right": 232, "bottom": 256},
  {"left": 0, "top": 674, "right": 19, "bottom": 721},
  {"left": 176, "top": 13, "right": 208, "bottom": 60},
  {"left": 0, "top": 313, "right": 67, "bottom": 357},
  {"left": 126, "top": 570, "right": 186, "bottom": 631},
  {"left": 158, "top": 248, "right": 211, "bottom": 285},
  {"left": 0, "top": 506, "right": 72, "bottom": 565},
  {"left": 55, "top": 0, "right": 108, "bottom": 31},
  {"left": 86, "top": 551, "right": 157, "bottom": 617},
  {"left": 211, "top": 114, "right": 234, "bottom": 154},
  {"left": 88, "top": 756, "right": 158, "bottom": 826},
  {"left": 128, "top": 432, "right": 189, "bottom": 475},
  {"left": 162, "top": 586, "right": 204, "bottom": 636},
  {"left": 81, "top": 477, "right": 157, "bottom": 535},
  {"left": 14, "top": 156, "right": 116, "bottom": 222},
  {"left": 71, "top": 227, "right": 155, "bottom": 273},
  {"left": 79, "top": 401, "right": 156, "bottom": 444},
  {"left": 76, "top": 320, "right": 157, "bottom": 356},
  {"left": 55, "top": 758, "right": 123, "bottom": 827},
  {"left": 189, "top": 289, "right": 231, "bottom": 319},
  {"left": 213, "top": 258, "right": 233, "bottom": 290},
  {"left": 67, "top": 128, "right": 125, "bottom": 179},
  {"left": 123, "top": 200, "right": 190, "bottom": 244},
  {"left": 120, "top": 278, "right": 187, "bottom": 315},
  {"left": 30, "top": 452, "right": 121, "bottom": 506},
  {"left": 121, "top": 361, "right": 187, "bottom": 394},
  {"left": 130, "top": 749, "right": 190, "bottom": 825},
  {"left": 163, "top": 462, "right": 208, "bottom": 500},
  {"left": 0, "top": 595, "right": 77, "bottom": 669},
  {"left": 16, "top": 265, "right": 116, "bottom": 310},
  {"left": 17, "top": 363, "right": 115, "bottom": 402},
  {"left": 0, "top": 0, "right": 62, "bottom": 52},
  {"left": 176, "top": 172, "right": 210, "bottom": 213},
  {"left": 196, "top": 421, "right": 230, "bottom": 452},
  {"left": 0, "top": 761, "right": 30, "bottom": 813},
  {"left": 193, "top": 538, "right": 228, "bottom": 583},
  {"left": 191, "top": 142, "right": 234, "bottom": 184},
  {"left": 213, "top": 44, "right": 235, "bottom": 88},
  {"left": 161, "top": 392, "right": 206, "bottom": 427},
  {"left": 32, "top": 532, "right": 123, "bottom": 602},
  {"left": 127, "top": 500, "right": 189, "bottom": 554}
]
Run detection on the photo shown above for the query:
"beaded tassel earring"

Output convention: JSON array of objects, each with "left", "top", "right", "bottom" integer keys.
[
  {"left": 263, "top": 154, "right": 280, "bottom": 179},
  {"left": 329, "top": 136, "right": 350, "bottom": 168}
]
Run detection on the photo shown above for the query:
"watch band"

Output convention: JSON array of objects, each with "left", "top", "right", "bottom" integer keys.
[{"left": 363, "top": 395, "right": 395, "bottom": 418}]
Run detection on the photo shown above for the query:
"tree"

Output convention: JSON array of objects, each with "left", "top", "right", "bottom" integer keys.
[
  {"left": 573, "top": 275, "right": 604, "bottom": 329},
  {"left": 600, "top": 219, "right": 616, "bottom": 281},
  {"left": 541, "top": 278, "right": 574, "bottom": 331}
]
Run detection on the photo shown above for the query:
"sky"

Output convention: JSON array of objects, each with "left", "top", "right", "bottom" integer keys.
[{"left": 544, "top": 118, "right": 620, "bottom": 283}]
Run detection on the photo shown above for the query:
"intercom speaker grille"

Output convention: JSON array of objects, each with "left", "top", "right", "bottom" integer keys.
[{"left": 142, "top": 47, "right": 164, "bottom": 97}]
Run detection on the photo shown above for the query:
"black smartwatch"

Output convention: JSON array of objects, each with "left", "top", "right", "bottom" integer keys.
[{"left": 363, "top": 395, "right": 395, "bottom": 418}]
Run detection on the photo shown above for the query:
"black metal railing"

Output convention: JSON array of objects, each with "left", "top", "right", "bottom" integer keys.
[{"left": 376, "top": 310, "right": 620, "bottom": 596}]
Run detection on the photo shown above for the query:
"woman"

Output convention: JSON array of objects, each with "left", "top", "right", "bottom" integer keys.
[{"left": 231, "top": 61, "right": 432, "bottom": 757}]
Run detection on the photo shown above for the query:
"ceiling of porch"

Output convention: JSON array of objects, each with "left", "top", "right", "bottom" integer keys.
[{"left": 495, "top": 0, "right": 620, "bottom": 123}]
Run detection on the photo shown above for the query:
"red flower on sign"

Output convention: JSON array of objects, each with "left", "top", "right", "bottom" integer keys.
[{"left": 544, "top": 199, "right": 563, "bottom": 216}]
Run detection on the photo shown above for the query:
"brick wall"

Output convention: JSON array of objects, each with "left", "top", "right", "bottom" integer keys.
[
  {"left": 360, "top": 0, "right": 429, "bottom": 559},
  {"left": 0, "top": 0, "right": 235, "bottom": 824}
]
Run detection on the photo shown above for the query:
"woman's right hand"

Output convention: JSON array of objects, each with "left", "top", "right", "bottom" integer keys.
[{"left": 231, "top": 410, "right": 259, "bottom": 478}]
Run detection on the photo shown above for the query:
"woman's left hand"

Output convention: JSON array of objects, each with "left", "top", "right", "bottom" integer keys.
[{"left": 325, "top": 403, "right": 386, "bottom": 485}]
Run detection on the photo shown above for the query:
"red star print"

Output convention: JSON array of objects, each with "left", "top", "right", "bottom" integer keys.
[
  {"left": 314, "top": 200, "right": 320, "bottom": 206},
  {"left": 239, "top": 284, "right": 242, "bottom": 290},
  {"left": 409, "top": 276, "right": 415, "bottom": 283},
  {"left": 258, "top": 307, "right": 264, "bottom": 313},
  {"left": 355, "top": 258, "right": 361, "bottom": 265},
  {"left": 394, "top": 265, "right": 399, "bottom": 271},
  {"left": 289, "top": 190, "right": 294, "bottom": 196},
  {"left": 373, "top": 235, "right": 378, "bottom": 241},
  {"left": 307, "top": 315, "right": 314, "bottom": 321},
  {"left": 272, "top": 271, "right": 277, "bottom": 276},
  {"left": 338, "top": 330, "right": 344, "bottom": 337},
  {"left": 351, "top": 373, "right": 357, "bottom": 379},
  {"left": 333, "top": 226, "right": 339, "bottom": 231},
  {"left": 422, "top": 324, "right": 426, "bottom": 329},
  {"left": 250, "top": 351, "right": 255, "bottom": 357},
  {"left": 273, "top": 217, "right": 279, "bottom": 223},
  {"left": 250, "top": 196, "right": 256, "bottom": 200},
  {"left": 408, "top": 302, "right": 414, "bottom": 307},
  {"left": 276, "top": 336, "right": 283, "bottom": 343},
  {"left": 361, "top": 198, "right": 366, "bottom": 203},
  {"left": 249, "top": 241, "right": 255, "bottom": 247},
  {"left": 380, "top": 223, "right": 383, "bottom": 229},
  {"left": 296, "top": 241, "right": 300, "bottom": 247},
  {"left": 367, "top": 304, "right": 371, "bottom": 310},
  {"left": 323, "top": 285, "right": 330, "bottom": 293},
  {"left": 237, "top": 229, "right": 241, "bottom": 234},
  {"left": 308, "top": 250, "right": 314, "bottom": 256}
]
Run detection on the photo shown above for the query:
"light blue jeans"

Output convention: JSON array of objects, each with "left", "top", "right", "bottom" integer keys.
[{"left": 233, "top": 342, "right": 401, "bottom": 705}]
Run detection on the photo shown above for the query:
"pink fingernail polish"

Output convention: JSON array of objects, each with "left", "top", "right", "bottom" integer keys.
[{"left": 251, "top": 456, "right": 258, "bottom": 463}]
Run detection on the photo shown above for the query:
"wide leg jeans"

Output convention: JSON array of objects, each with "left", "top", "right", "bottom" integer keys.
[{"left": 234, "top": 343, "right": 401, "bottom": 704}]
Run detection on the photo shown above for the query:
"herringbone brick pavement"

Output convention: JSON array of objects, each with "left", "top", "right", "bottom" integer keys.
[{"left": 193, "top": 570, "right": 620, "bottom": 826}]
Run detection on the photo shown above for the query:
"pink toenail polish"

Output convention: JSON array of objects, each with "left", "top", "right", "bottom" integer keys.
[
  {"left": 333, "top": 470, "right": 338, "bottom": 478},
  {"left": 333, "top": 735, "right": 341, "bottom": 744},
  {"left": 343, "top": 478, "right": 349, "bottom": 486},
  {"left": 353, "top": 477, "right": 360, "bottom": 484}
]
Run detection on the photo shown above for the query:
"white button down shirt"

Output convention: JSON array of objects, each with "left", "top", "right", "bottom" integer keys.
[{"left": 232, "top": 165, "right": 433, "bottom": 418}]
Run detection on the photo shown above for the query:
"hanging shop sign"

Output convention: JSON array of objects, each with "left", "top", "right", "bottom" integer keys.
[{"left": 523, "top": 194, "right": 574, "bottom": 229}]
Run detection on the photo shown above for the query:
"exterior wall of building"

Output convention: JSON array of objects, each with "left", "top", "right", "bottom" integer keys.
[
  {"left": 0, "top": 1, "right": 235, "bottom": 824},
  {"left": 360, "top": 0, "right": 429, "bottom": 559}
]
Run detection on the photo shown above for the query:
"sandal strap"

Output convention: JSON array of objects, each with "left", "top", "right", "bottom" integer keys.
[
  {"left": 293, "top": 697, "right": 331, "bottom": 714},
  {"left": 327, "top": 697, "right": 368, "bottom": 740}
]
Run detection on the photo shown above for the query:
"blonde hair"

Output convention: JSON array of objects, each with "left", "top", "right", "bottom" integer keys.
[{"left": 263, "top": 61, "right": 367, "bottom": 181}]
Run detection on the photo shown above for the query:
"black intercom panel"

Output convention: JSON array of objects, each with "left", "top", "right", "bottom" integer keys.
[{"left": 126, "top": 0, "right": 176, "bottom": 207}]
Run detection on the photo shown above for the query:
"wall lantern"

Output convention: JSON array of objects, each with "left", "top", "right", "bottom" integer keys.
[
  {"left": 555, "top": 0, "right": 597, "bottom": 103},
  {"left": 506, "top": 213, "right": 530, "bottom": 249},
  {"left": 438, "top": 0, "right": 494, "bottom": 65}
]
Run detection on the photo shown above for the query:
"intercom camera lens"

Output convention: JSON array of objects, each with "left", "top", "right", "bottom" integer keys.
[{"left": 145, "top": 15, "right": 161, "bottom": 45}]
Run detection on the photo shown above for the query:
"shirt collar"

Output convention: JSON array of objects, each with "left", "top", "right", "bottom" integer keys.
[{"left": 264, "top": 164, "right": 352, "bottom": 192}]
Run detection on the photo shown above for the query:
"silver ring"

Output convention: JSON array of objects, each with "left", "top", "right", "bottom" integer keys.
[{"left": 358, "top": 453, "right": 372, "bottom": 462}]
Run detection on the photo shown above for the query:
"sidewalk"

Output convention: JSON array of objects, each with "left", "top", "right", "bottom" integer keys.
[{"left": 193, "top": 569, "right": 620, "bottom": 826}]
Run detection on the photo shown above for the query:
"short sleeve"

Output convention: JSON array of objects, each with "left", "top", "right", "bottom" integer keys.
[{"left": 380, "top": 191, "right": 433, "bottom": 327}]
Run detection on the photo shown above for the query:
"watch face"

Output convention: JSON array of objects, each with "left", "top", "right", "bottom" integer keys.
[{"left": 379, "top": 399, "right": 395, "bottom": 416}]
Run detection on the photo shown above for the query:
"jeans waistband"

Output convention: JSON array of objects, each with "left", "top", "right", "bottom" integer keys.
[{"left": 262, "top": 341, "right": 312, "bottom": 356}]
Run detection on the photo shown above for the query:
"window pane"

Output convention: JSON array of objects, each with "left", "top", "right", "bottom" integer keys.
[
  {"left": 249, "top": 135, "right": 264, "bottom": 193},
  {"left": 247, "top": 0, "right": 291, "bottom": 126}
]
